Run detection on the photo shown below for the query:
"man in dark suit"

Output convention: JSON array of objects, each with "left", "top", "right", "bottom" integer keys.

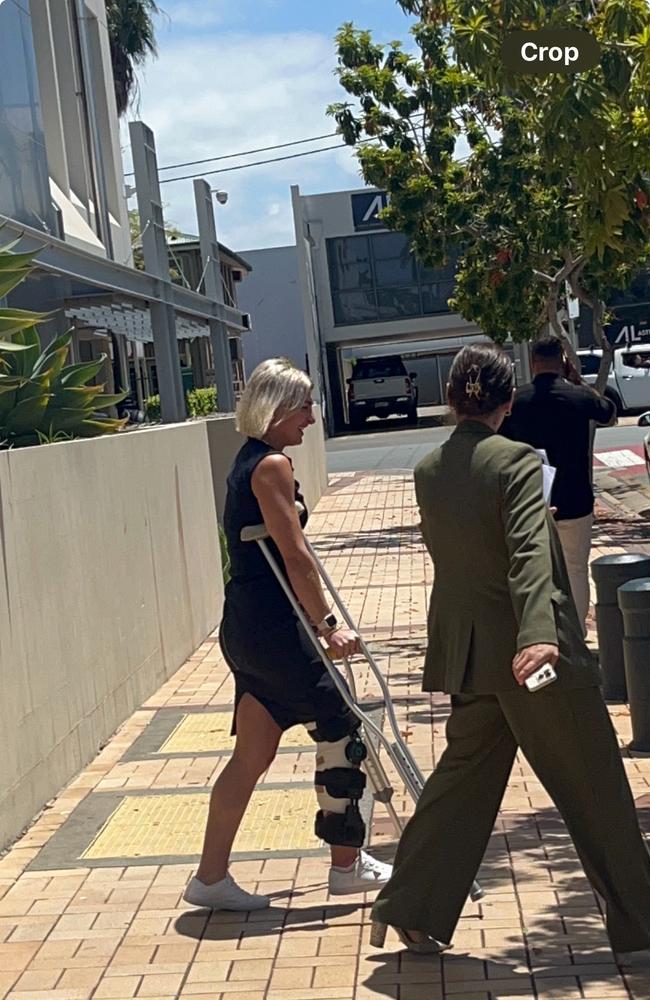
[{"left": 502, "top": 335, "right": 615, "bottom": 633}]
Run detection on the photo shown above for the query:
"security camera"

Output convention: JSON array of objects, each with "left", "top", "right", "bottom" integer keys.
[{"left": 214, "top": 190, "right": 229, "bottom": 205}]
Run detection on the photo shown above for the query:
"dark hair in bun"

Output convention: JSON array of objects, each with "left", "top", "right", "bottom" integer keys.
[{"left": 447, "top": 345, "right": 514, "bottom": 417}]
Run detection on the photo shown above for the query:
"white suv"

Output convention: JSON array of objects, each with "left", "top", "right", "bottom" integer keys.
[{"left": 578, "top": 345, "right": 650, "bottom": 415}]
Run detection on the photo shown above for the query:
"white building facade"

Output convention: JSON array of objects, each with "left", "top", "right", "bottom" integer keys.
[
  {"left": 1, "top": 0, "right": 131, "bottom": 273},
  {"left": 0, "top": 0, "right": 247, "bottom": 419},
  {"left": 290, "top": 185, "right": 513, "bottom": 432}
]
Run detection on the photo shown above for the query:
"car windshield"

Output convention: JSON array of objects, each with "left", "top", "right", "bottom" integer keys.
[{"left": 352, "top": 357, "right": 406, "bottom": 379}]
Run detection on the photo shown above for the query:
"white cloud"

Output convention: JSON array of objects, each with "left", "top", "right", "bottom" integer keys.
[
  {"left": 125, "top": 29, "right": 367, "bottom": 250},
  {"left": 159, "top": 1, "right": 229, "bottom": 29}
]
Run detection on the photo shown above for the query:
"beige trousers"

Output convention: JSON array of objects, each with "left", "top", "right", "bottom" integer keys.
[{"left": 555, "top": 512, "right": 594, "bottom": 633}]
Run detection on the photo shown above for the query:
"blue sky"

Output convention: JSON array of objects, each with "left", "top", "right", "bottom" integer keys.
[{"left": 125, "top": 0, "right": 416, "bottom": 252}]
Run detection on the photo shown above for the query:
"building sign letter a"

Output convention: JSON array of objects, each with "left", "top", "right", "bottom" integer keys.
[
  {"left": 363, "top": 194, "right": 384, "bottom": 223},
  {"left": 351, "top": 191, "right": 389, "bottom": 231}
]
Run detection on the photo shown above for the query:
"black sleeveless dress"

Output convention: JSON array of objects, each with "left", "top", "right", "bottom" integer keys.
[{"left": 220, "top": 438, "right": 354, "bottom": 735}]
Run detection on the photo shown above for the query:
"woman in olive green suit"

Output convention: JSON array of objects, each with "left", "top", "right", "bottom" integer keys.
[{"left": 371, "top": 345, "right": 650, "bottom": 963}]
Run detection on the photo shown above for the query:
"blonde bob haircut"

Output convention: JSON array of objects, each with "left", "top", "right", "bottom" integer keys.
[{"left": 236, "top": 358, "right": 313, "bottom": 440}]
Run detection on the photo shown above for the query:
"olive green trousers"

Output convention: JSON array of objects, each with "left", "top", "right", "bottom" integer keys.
[{"left": 372, "top": 686, "right": 650, "bottom": 952}]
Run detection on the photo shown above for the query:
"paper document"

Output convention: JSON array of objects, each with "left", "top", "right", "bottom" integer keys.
[
  {"left": 541, "top": 464, "right": 557, "bottom": 505},
  {"left": 534, "top": 449, "right": 556, "bottom": 505}
]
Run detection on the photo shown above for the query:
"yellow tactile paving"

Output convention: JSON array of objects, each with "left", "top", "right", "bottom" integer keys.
[
  {"left": 82, "top": 788, "right": 321, "bottom": 860},
  {"left": 159, "top": 712, "right": 311, "bottom": 753}
]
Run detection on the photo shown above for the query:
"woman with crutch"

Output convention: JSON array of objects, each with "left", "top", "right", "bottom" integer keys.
[
  {"left": 371, "top": 344, "right": 650, "bottom": 962},
  {"left": 184, "top": 358, "right": 392, "bottom": 911}
]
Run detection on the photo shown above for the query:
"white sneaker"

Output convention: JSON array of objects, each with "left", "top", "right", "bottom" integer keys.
[
  {"left": 183, "top": 873, "right": 270, "bottom": 911},
  {"left": 328, "top": 851, "right": 393, "bottom": 895}
]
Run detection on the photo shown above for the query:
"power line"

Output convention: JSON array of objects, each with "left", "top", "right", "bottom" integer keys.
[
  {"left": 124, "top": 132, "right": 339, "bottom": 177},
  {"left": 157, "top": 141, "right": 369, "bottom": 186},
  {"left": 126, "top": 113, "right": 427, "bottom": 180},
  {"left": 154, "top": 118, "right": 431, "bottom": 186}
]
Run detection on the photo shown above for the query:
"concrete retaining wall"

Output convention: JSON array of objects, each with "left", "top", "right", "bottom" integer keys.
[
  {"left": 0, "top": 412, "right": 328, "bottom": 850},
  {"left": 0, "top": 422, "right": 222, "bottom": 849}
]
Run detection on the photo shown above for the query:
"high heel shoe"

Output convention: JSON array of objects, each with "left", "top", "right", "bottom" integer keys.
[{"left": 370, "top": 920, "right": 449, "bottom": 955}]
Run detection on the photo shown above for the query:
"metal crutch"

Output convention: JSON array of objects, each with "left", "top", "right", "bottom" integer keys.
[{"left": 240, "top": 515, "right": 484, "bottom": 903}]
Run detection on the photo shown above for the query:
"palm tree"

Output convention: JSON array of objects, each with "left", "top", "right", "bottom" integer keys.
[{"left": 106, "top": 0, "right": 160, "bottom": 117}]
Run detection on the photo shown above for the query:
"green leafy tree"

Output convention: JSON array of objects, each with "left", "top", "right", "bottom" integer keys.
[
  {"left": 0, "top": 242, "right": 127, "bottom": 448},
  {"left": 128, "top": 209, "right": 183, "bottom": 282},
  {"left": 329, "top": 0, "right": 650, "bottom": 391},
  {"left": 106, "top": 0, "right": 160, "bottom": 117}
]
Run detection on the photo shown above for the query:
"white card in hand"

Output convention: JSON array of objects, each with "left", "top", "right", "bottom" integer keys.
[
  {"left": 534, "top": 449, "right": 557, "bottom": 506},
  {"left": 541, "top": 463, "right": 556, "bottom": 505}
]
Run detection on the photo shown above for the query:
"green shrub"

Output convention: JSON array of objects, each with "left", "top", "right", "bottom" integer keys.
[
  {"left": 0, "top": 243, "right": 127, "bottom": 448},
  {"left": 145, "top": 386, "right": 218, "bottom": 422},
  {"left": 144, "top": 394, "right": 161, "bottom": 422},
  {"left": 188, "top": 387, "right": 217, "bottom": 417}
]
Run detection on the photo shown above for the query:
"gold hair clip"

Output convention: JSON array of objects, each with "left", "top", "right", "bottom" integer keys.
[{"left": 465, "top": 365, "right": 483, "bottom": 399}]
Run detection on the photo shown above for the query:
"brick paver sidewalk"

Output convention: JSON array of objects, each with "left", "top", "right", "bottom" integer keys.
[{"left": 1, "top": 470, "right": 650, "bottom": 1000}]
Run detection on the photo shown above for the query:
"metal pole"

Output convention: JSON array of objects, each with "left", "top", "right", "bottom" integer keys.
[
  {"left": 592, "top": 554, "right": 650, "bottom": 701},
  {"left": 619, "top": 579, "right": 650, "bottom": 754},
  {"left": 129, "top": 122, "right": 186, "bottom": 423},
  {"left": 193, "top": 180, "right": 236, "bottom": 413}
]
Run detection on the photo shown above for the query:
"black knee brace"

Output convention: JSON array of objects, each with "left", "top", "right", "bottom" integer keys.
[
  {"left": 315, "top": 804, "right": 366, "bottom": 848},
  {"left": 309, "top": 722, "right": 368, "bottom": 848}
]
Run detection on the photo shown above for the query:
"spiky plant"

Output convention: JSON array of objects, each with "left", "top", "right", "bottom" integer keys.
[{"left": 0, "top": 241, "right": 127, "bottom": 448}]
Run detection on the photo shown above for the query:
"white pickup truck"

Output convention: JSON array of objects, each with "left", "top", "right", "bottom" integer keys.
[
  {"left": 347, "top": 355, "right": 418, "bottom": 430},
  {"left": 578, "top": 344, "right": 650, "bottom": 415}
]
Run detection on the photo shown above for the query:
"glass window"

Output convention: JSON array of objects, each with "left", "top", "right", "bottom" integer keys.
[
  {"left": 422, "top": 280, "right": 455, "bottom": 315},
  {"left": 326, "top": 232, "right": 455, "bottom": 325},
  {"left": 0, "top": 2, "right": 54, "bottom": 231},
  {"left": 372, "top": 232, "right": 416, "bottom": 286},
  {"left": 352, "top": 356, "right": 407, "bottom": 379},
  {"left": 332, "top": 289, "right": 378, "bottom": 325},
  {"left": 79, "top": 341, "right": 94, "bottom": 362},
  {"left": 327, "top": 237, "right": 373, "bottom": 291},
  {"left": 621, "top": 351, "right": 650, "bottom": 370},
  {"left": 372, "top": 232, "right": 410, "bottom": 259},
  {"left": 374, "top": 257, "right": 417, "bottom": 286},
  {"left": 579, "top": 353, "right": 602, "bottom": 376},
  {"left": 376, "top": 286, "right": 421, "bottom": 319}
]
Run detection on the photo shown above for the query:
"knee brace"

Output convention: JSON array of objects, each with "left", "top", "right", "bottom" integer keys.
[{"left": 307, "top": 723, "right": 367, "bottom": 848}]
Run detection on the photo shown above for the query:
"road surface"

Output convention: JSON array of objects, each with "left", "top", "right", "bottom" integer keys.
[{"left": 327, "top": 410, "right": 649, "bottom": 474}]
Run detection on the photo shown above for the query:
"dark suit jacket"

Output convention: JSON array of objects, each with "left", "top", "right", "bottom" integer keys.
[
  {"left": 501, "top": 373, "right": 615, "bottom": 520},
  {"left": 414, "top": 421, "right": 601, "bottom": 694}
]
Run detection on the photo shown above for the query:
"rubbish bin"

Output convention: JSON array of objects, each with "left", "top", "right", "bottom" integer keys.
[
  {"left": 591, "top": 554, "right": 650, "bottom": 702},
  {"left": 619, "top": 578, "right": 650, "bottom": 755}
]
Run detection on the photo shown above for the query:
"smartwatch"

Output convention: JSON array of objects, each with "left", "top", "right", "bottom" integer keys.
[{"left": 316, "top": 613, "right": 338, "bottom": 636}]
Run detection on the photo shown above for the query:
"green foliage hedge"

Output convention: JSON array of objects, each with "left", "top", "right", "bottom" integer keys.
[{"left": 144, "top": 386, "right": 217, "bottom": 422}]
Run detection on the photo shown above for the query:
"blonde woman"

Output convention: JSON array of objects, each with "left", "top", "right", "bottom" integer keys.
[{"left": 184, "top": 359, "right": 392, "bottom": 911}]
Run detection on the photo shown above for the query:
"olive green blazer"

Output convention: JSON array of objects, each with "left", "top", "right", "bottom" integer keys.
[{"left": 414, "top": 421, "right": 600, "bottom": 694}]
